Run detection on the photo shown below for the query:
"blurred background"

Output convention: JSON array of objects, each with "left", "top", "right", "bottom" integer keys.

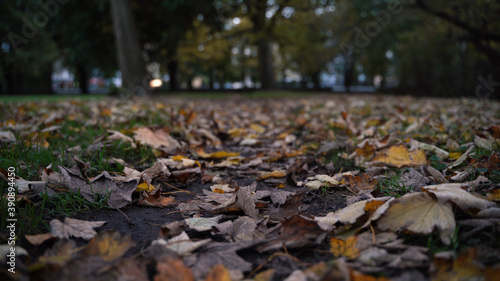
[{"left": 1, "top": 0, "right": 499, "bottom": 97}]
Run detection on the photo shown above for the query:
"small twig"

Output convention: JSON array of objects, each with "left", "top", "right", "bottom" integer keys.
[
  {"left": 246, "top": 252, "right": 303, "bottom": 279},
  {"left": 108, "top": 201, "right": 132, "bottom": 225},
  {"left": 369, "top": 224, "right": 376, "bottom": 244},
  {"left": 160, "top": 180, "right": 194, "bottom": 195}
]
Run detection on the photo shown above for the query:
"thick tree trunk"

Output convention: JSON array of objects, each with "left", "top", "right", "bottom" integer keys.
[
  {"left": 76, "top": 64, "right": 89, "bottom": 94},
  {"left": 312, "top": 72, "right": 321, "bottom": 91},
  {"left": 110, "top": 0, "right": 147, "bottom": 95},
  {"left": 344, "top": 63, "right": 354, "bottom": 92},
  {"left": 167, "top": 60, "right": 178, "bottom": 91},
  {"left": 257, "top": 37, "right": 275, "bottom": 90}
]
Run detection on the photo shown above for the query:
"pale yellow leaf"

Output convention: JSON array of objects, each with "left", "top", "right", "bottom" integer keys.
[{"left": 377, "top": 192, "right": 455, "bottom": 244}]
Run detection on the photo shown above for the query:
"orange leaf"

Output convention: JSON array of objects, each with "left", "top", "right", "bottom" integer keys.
[{"left": 204, "top": 264, "right": 231, "bottom": 281}]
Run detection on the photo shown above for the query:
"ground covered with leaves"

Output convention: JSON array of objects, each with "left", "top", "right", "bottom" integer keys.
[{"left": 1, "top": 93, "right": 500, "bottom": 281}]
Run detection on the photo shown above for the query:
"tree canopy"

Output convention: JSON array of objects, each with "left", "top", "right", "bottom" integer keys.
[{"left": 1, "top": 0, "right": 499, "bottom": 96}]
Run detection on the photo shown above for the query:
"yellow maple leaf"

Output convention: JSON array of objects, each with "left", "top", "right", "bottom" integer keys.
[
  {"left": 372, "top": 144, "right": 427, "bottom": 168},
  {"left": 330, "top": 236, "right": 360, "bottom": 260}
]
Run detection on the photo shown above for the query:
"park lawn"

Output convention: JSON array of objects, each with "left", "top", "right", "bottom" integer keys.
[{"left": 1, "top": 93, "right": 499, "bottom": 280}]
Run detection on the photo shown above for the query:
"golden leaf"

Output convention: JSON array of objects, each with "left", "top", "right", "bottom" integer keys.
[
  {"left": 257, "top": 170, "right": 287, "bottom": 180},
  {"left": 372, "top": 144, "right": 427, "bottom": 168},
  {"left": 136, "top": 182, "right": 155, "bottom": 193},
  {"left": 330, "top": 236, "right": 360, "bottom": 260}
]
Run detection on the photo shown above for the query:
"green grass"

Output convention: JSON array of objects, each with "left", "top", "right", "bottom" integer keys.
[
  {"left": 0, "top": 94, "right": 107, "bottom": 103},
  {"left": 0, "top": 189, "right": 110, "bottom": 238},
  {"left": 377, "top": 171, "right": 413, "bottom": 198}
]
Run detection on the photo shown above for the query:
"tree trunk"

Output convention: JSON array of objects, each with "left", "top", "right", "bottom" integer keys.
[
  {"left": 312, "top": 71, "right": 321, "bottom": 91},
  {"left": 167, "top": 60, "right": 178, "bottom": 91},
  {"left": 110, "top": 0, "right": 147, "bottom": 96},
  {"left": 344, "top": 63, "right": 354, "bottom": 92},
  {"left": 257, "top": 37, "right": 275, "bottom": 90},
  {"left": 209, "top": 67, "right": 215, "bottom": 90},
  {"left": 76, "top": 64, "right": 89, "bottom": 94}
]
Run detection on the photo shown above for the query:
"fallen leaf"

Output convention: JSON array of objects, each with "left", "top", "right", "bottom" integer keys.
[
  {"left": 61, "top": 167, "right": 138, "bottom": 208},
  {"left": 155, "top": 258, "right": 195, "bottom": 281},
  {"left": 134, "top": 127, "right": 181, "bottom": 151},
  {"left": 136, "top": 182, "right": 155, "bottom": 193},
  {"left": 187, "top": 240, "right": 257, "bottom": 280},
  {"left": 194, "top": 147, "right": 240, "bottom": 159},
  {"left": 50, "top": 218, "right": 107, "bottom": 240},
  {"left": 25, "top": 233, "right": 54, "bottom": 246},
  {"left": 107, "top": 130, "right": 136, "bottom": 148},
  {"left": 372, "top": 144, "right": 427, "bottom": 168},
  {"left": 37, "top": 240, "right": 79, "bottom": 266},
  {"left": 84, "top": 230, "right": 135, "bottom": 262},
  {"left": 447, "top": 145, "right": 474, "bottom": 170},
  {"left": 344, "top": 173, "right": 378, "bottom": 192},
  {"left": 432, "top": 248, "right": 483, "bottom": 281},
  {"left": 376, "top": 192, "right": 455, "bottom": 244},
  {"left": 138, "top": 188, "right": 176, "bottom": 207},
  {"left": 236, "top": 182, "right": 259, "bottom": 218},
  {"left": 153, "top": 231, "right": 211, "bottom": 256},
  {"left": 422, "top": 183, "right": 495, "bottom": 213},
  {"left": 330, "top": 236, "right": 360, "bottom": 260},
  {"left": 204, "top": 264, "right": 232, "bottom": 281},
  {"left": 257, "top": 170, "right": 287, "bottom": 180},
  {"left": 185, "top": 215, "right": 223, "bottom": 231}
]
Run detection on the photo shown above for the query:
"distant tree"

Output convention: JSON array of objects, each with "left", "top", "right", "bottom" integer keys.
[
  {"left": 52, "top": 0, "right": 116, "bottom": 94},
  {"left": 134, "top": 0, "right": 219, "bottom": 91},
  {"left": 0, "top": 0, "right": 58, "bottom": 94}
]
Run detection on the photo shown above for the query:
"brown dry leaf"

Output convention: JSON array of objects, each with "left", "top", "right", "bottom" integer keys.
[
  {"left": 349, "top": 269, "right": 392, "bottom": 281},
  {"left": 106, "top": 130, "right": 136, "bottom": 148},
  {"left": 371, "top": 144, "right": 427, "bottom": 168},
  {"left": 50, "top": 218, "right": 107, "bottom": 240},
  {"left": 134, "top": 127, "right": 181, "bottom": 150},
  {"left": 138, "top": 188, "right": 176, "bottom": 207},
  {"left": 60, "top": 167, "right": 138, "bottom": 208},
  {"left": 330, "top": 236, "right": 360, "bottom": 260},
  {"left": 376, "top": 192, "right": 455, "bottom": 244},
  {"left": 236, "top": 182, "right": 259, "bottom": 218},
  {"left": 84, "top": 230, "right": 135, "bottom": 262},
  {"left": 344, "top": 173, "right": 378, "bottom": 192},
  {"left": 25, "top": 232, "right": 54, "bottom": 246},
  {"left": 154, "top": 258, "right": 195, "bottom": 281},
  {"left": 261, "top": 215, "right": 325, "bottom": 251},
  {"left": 204, "top": 264, "right": 232, "bottom": 281},
  {"left": 257, "top": 170, "right": 286, "bottom": 180},
  {"left": 423, "top": 183, "right": 495, "bottom": 213}
]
